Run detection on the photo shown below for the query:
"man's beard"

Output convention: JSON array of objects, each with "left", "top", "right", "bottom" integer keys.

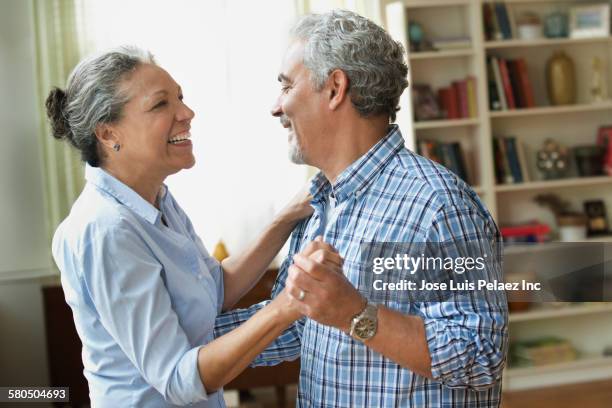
[
  {"left": 281, "top": 115, "right": 305, "bottom": 164},
  {"left": 288, "top": 133, "right": 305, "bottom": 164}
]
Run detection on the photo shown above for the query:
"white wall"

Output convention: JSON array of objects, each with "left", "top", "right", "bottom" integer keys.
[{"left": 0, "top": 0, "right": 52, "bottom": 388}]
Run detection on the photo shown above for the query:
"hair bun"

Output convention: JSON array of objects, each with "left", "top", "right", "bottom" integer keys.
[{"left": 45, "top": 87, "right": 72, "bottom": 142}]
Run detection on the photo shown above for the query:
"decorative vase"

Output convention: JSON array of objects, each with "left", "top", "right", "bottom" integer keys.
[
  {"left": 557, "top": 214, "right": 587, "bottom": 242},
  {"left": 546, "top": 51, "right": 576, "bottom": 105}
]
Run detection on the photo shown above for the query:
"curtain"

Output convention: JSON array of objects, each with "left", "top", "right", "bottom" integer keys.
[{"left": 32, "top": 0, "right": 87, "bottom": 243}]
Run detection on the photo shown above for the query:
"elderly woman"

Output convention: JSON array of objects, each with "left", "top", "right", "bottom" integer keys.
[{"left": 47, "top": 46, "right": 338, "bottom": 407}]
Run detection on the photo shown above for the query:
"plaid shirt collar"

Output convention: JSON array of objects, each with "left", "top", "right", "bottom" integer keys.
[{"left": 309, "top": 124, "right": 405, "bottom": 207}]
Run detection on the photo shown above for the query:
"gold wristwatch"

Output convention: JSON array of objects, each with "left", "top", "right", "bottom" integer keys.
[{"left": 349, "top": 301, "right": 378, "bottom": 341}]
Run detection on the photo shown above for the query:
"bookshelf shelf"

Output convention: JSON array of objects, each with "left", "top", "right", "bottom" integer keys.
[
  {"left": 489, "top": 101, "right": 612, "bottom": 119},
  {"left": 504, "top": 355, "right": 612, "bottom": 391},
  {"left": 404, "top": 0, "right": 469, "bottom": 9},
  {"left": 495, "top": 176, "right": 612, "bottom": 193},
  {"left": 484, "top": 36, "right": 611, "bottom": 50},
  {"left": 509, "top": 303, "right": 612, "bottom": 323},
  {"left": 414, "top": 117, "right": 480, "bottom": 129},
  {"left": 410, "top": 48, "right": 474, "bottom": 60}
]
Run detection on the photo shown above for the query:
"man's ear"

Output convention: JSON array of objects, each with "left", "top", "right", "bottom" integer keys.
[
  {"left": 327, "top": 69, "right": 349, "bottom": 111},
  {"left": 94, "top": 123, "right": 120, "bottom": 151}
]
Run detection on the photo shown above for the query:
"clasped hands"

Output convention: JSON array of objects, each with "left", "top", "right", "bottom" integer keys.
[{"left": 281, "top": 236, "right": 365, "bottom": 333}]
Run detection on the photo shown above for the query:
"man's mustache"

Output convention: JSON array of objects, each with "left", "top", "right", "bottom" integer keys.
[{"left": 280, "top": 115, "right": 291, "bottom": 128}]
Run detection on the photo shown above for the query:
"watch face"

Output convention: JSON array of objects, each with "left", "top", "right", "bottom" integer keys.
[{"left": 355, "top": 318, "right": 377, "bottom": 339}]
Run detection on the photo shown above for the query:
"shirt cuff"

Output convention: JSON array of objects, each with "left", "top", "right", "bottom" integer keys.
[{"left": 168, "top": 346, "right": 208, "bottom": 405}]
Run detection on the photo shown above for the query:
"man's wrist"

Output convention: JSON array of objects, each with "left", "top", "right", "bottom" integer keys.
[{"left": 342, "top": 295, "right": 367, "bottom": 333}]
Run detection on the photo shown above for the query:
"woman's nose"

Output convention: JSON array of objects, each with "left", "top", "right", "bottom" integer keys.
[{"left": 178, "top": 102, "right": 195, "bottom": 121}]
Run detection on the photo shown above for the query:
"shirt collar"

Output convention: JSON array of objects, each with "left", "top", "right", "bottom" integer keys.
[
  {"left": 85, "top": 164, "right": 163, "bottom": 225},
  {"left": 309, "top": 124, "right": 405, "bottom": 205}
]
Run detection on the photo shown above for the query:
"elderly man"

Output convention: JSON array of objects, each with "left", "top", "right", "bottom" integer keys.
[{"left": 216, "top": 9, "right": 508, "bottom": 408}]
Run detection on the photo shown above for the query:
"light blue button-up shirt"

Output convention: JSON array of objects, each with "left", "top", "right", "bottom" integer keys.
[{"left": 52, "top": 164, "right": 226, "bottom": 407}]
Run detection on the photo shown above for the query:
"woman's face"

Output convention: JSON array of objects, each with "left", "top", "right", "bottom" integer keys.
[{"left": 109, "top": 63, "right": 195, "bottom": 179}]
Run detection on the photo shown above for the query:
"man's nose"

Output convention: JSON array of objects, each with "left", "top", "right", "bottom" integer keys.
[{"left": 270, "top": 99, "right": 282, "bottom": 117}]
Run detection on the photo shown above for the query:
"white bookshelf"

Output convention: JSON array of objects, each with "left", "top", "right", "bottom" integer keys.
[
  {"left": 410, "top": 48, "right": 475, "bottom": 60},
  {"left": 485, "top": 36, "right": 612, "bottom": 49},
  {"left": 413, "top": 117, "right": 481, "bottom": 129},
  {"left": 381, "top": 0, "right": 612, "bottom": 392}
]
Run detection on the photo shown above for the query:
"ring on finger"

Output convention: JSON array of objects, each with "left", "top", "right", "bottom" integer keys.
[{"left": 297, "top": 289, "right": 306, "bottom": 301}]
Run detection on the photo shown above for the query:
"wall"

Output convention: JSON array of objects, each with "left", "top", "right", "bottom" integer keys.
[{"left": 0, "top": 0, "right": 53, "bottom": 389}]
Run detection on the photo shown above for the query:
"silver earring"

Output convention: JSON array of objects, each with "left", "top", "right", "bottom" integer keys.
[{"left": 113, "top": 143, "right": 121, "bottom": 152}]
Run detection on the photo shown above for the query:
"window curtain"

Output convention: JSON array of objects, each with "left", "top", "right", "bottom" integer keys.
[{"left": 32, "top": 0, "right": 87, "bottom": 243}]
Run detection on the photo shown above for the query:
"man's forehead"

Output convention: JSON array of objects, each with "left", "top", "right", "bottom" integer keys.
[{"left": 278, "top": 41, "right": 306, "bottom": 81}]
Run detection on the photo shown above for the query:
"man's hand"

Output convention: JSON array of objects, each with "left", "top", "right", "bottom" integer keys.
[{"left": 285, "top": 237, "right": 365, "bottom": 332}]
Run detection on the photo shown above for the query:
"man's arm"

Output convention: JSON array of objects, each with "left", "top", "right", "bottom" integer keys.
[{"left": 286, "top": 204, "right": 508, "bottom": 389}]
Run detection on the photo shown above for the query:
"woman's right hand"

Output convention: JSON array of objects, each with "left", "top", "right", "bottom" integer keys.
[
  {"left": 276, "top": 183, "right": 314, "bottom": 225},
  {"left": 276, "top": 288, "right": 304, "bottom": 323}
]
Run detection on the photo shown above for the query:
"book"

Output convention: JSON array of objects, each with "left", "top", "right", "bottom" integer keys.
[
  {"left": 492, "top": 137, "right": 506, "bottom": 184},
  {"left": 482, "top": 3, "right": 497, "bottom": 41},
  {"left": 453, "top": 80, "right": 469, "bottom": 118},
  {"left": 516, "top": 58, "right": 535, "bottom": 108},
  {"left": 498, "top": 58, "right": 516, "bottom": 109},
  {"left": 507, "top": 60, "right": 525, "bottom": 108},
  {"left": 466, "top": 76, "right": 478, "bottom": 118},
  {"left": 505, "top": 136, "right": 523, "bottom": 183},
  {"left": 450, "top": 142, "right": 469, "bottom": 182},
  {"left": 494, "top": 2, "right": 513, "bottom": 39},
  {"left": 438, "top": 87, "right": 460, "bottom": 119},
  {"left": 487, "top": 58, "right": 502, "bottom": 110},
  {"left": 515, "top": 138, "right": 531, "bottom": 182},
  {"left": 491, "top": 57, "right": 508, "bottom": 110},
  {"left": 495, "top": 135, "right": 514, "bottom": 183},
  {"left": 418, "top": 140, "right": 470, "bottom": 183}
]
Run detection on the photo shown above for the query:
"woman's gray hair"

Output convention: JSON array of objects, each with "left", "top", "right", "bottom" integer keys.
[
  {"left": 291, "top": 9, "right": 409, "bottom": 122},
  {"left": 45, "top": 45, "right": 156, "bottom": 166}
]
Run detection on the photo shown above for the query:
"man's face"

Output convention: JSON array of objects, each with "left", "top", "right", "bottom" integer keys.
[{"left": 271, "top": 41, "right": 327, "bottom": 165}]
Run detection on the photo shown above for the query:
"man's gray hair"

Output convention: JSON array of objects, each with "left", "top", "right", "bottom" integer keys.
[
  {"left": 46, "top": 45, "right": 156, "bottom": 166},
  {"left": 291, "top": 9, "right": 409, "bottom": 122}
]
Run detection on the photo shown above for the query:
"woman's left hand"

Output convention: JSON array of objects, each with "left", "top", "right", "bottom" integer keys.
[{"left": 277, "top": 184, "right": 314, "bottom": 225}]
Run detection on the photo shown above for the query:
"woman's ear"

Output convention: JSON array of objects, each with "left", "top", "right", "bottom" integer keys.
[
  {"left": 327, "top": 69, "right": 349, "bottom": 111},
  {"left": 94, "top": 123, "right": 120, "bottom": 151}
]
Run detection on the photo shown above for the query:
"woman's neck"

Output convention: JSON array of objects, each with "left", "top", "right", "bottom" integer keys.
[{"left": 102, "top": 164, "right": 163, "bottom": 208}]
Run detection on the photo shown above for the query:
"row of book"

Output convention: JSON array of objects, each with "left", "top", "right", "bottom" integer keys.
[
  {"left": 483, "top": 2, "right": 515, "bottom": 41},
  {"left": 487, "top": 57, "right": 535, "bottom": 111},
  {"left": 501, "top": 222, "right": 551, "bottom": 243},
  {"left": 417, "top": 140, "right": 470, "bottom": 183},
  {"left": 493, "top": 136, "right": 531, "bottom": 184},
  {"left": 438, "top": 76, "right": 478, "bottom": 119}
]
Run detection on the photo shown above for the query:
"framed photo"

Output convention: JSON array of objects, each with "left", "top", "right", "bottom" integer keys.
[{"left": 569, "top": 4, "right": 610, "bottom": 39}]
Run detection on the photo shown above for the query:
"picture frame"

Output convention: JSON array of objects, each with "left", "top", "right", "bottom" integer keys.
[
  {"left": 583, "top": 199, "right": 610, "bottom": 236},
  {"left": 569, "top": 4, "right": 610, "bottom": 39}
]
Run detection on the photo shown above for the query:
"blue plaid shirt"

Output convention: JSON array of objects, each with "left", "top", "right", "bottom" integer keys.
[{"left": 215, "top": 125, "right": 508, "bottom": 407}]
